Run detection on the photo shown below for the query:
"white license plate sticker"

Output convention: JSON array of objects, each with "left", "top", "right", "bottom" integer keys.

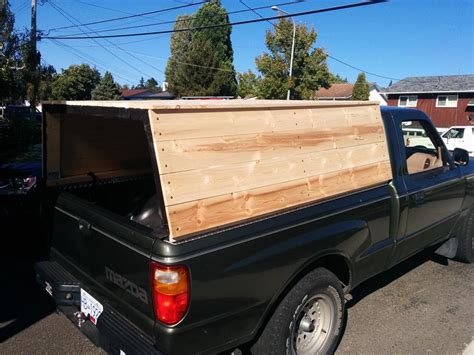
[{"left": 80, "top": 288, "right": 103, "bottom": 325}]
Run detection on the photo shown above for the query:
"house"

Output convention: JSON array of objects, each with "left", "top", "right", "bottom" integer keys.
[
  {"left": 121, "top": 89, "right": 175, "bottom": 100},
  {"left": 315, "top": 83, "right": 387, "bottom": 105},
  {"left": 384, "top": 75, "right": 474, "bottom": 128}
]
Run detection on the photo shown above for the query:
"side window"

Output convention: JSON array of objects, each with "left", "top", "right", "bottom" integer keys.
[
  {"left": 401, "top": 120, "right": 444, "bottom": 175},
  {"left": 443, "top": 127, "right": 464, "bottom": 139}
]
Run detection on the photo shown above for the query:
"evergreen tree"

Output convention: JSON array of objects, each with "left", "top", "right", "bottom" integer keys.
[
  {"left": 352, "top": 72, "right": 370, "bottom": 100},
  {"left": 135, "top": 76, "right": 145, "bottom": 89},
  {"left": 51, "top": 64, "right": 100, "bottom": 100},
  {"left": 330, "top": 74, "right": 348, "bottom": 84},
  {"left": 91, "top": 71, "right": 121, "bottom": 100},
  {"left": 237, "top": 70, "right": 260, "bottom": 98},
  {"left": 145, "top": 77, "right": 161, "bottom": 92},
  {"left": 165, "top": 14, "right": 193, "bottom": 96},
  {"left": 256, "top": 19, "right": 331, "bottom": 100},
  {"left": 166, "top": 1, "right": 237, "bottom": 97}
]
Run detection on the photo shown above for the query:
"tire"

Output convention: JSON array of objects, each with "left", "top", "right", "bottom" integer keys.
[
  {"left": 251, "top": 268, "right": 345, "bottom": 355},
  {"left": 455, "top": 208, "right": 474, "bottom": 263}
]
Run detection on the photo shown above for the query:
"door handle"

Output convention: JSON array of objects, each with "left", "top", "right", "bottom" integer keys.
[{"left": 413, "top": 192, "right": 426, "bottom": 205}]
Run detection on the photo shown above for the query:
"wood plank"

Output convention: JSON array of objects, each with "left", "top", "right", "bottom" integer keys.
[
  {"left": 161, "top": 142, "right": 389, "bottom": 205},
  {"left": 154, "top": 124, "right": 385, "bottom": 174},
  {"left": 149, "top": 105, "right": 382, "bottom": 141},
  {"left": 166, "top": 161, "right": 392, "bottom": 240}
]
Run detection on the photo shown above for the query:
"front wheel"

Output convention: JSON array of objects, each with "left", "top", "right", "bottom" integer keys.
[{"left": 252, "top": 268, "right": 345, "bottom": 355}]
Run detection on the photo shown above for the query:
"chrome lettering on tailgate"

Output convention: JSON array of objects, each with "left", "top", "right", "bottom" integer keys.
[{"left": 105, "top": 267, "right": 148, "bottom": 304}]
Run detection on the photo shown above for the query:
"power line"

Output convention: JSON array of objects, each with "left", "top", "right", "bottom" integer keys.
[
  {"left": 50, "top": 39, "right": 136, "bottom": 84},
  {"left": 47, "top": 1, "right": 207, "bottom": 32},
  {"left": 325, "top": 54, "right": 400, "bottom": 81},
  {"left": 52, "top": 1, "right": 304, "bottom": 37},
  {"left": 240, "top": 0, "right": 399, "bottom": 81},
  {"left": 40, "top": 0, "right": 387, "bottom": 40},
  {"left": 48, "top": 1, "right": 162, "bottom": 82}
]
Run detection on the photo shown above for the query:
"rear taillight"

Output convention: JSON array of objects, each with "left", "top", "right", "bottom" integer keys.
[{"left": 150, "top": 261, "right": 189, "bottom": 325}]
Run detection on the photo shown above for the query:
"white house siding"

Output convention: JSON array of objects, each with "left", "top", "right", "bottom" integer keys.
[{"left": 369, "top": 88, "right": 387, "bottom": 106}]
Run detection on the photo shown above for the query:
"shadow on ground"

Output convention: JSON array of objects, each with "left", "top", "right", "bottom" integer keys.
[
  {"left": 0, "top": 210, "right": 55, "bottom": 343},
  {"left": 347, "top": 247, "right": 449, "bottom": 310}
]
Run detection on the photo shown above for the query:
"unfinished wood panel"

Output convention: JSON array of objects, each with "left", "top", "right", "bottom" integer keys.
[
  {"left": 166, "top": 161, "right": 392, "bottom": 238},
  {"left": 60, "top": 115, "right": 151, "bottom": 177},
  {"left": 45, "top": 112, "right": 61, "bottom": 180},
  {"left": 149, "top": 107, "right": 359, "bottom": 141},
  {"left": 147, "top": 102, "right": 392, "bottom": 241},
  {"left": 162, "top": 142, "right": 389, "bottom": 205},
  {"left": 155, "top": 124, "right": 385, "bottom": 174}
]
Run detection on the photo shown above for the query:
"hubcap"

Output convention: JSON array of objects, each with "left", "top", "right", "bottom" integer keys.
[{"left": 291, "top": 294, "right": 335, "bottom": 355}]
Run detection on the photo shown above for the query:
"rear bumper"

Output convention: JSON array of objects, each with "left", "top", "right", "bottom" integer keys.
[{"left": 35, "top": 261, "right": 160, "bottom": 354}]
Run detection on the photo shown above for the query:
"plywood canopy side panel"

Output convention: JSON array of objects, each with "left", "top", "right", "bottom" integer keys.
[
  {"left": 166, "top": 161, "right": 392, "bottom": 238},
  {"left": 147, "top": 104, "right": 392, "bottom": 241}
]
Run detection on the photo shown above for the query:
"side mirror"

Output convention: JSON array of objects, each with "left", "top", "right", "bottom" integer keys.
[{"left": 453, "top": 148, "right": 469, "bottom": 166}]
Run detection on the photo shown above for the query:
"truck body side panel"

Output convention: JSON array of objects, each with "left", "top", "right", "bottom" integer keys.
[{"left": 150, "top": 185, "right": 393, "bottom": 354}]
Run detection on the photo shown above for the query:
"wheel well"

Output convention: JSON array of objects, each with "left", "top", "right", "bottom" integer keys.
[
  {"left": 305, "top": 254, "right": 351, "bottom": 290},
  {"left": 248, "top": 254, "right": 351, "bottom": 349}
]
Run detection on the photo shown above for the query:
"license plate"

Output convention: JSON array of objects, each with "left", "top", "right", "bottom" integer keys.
[{"left": 81, "top": 288, "right": 103, "bottom": 325}]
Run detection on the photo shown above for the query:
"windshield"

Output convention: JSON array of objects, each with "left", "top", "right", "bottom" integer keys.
[{"left": 443, "top": 128, "right": 465, "bottom": 139}]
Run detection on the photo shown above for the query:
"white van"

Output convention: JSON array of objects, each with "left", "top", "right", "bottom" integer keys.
[{"left": 442, "top": 126, "right": 474, "bottom": 156}]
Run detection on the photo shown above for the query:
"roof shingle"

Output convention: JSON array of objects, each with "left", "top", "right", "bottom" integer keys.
[{"left": 385, "top": 75, "right": 474, "bottom": 93}]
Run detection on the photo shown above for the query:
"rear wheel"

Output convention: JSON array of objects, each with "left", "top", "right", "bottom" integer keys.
[
  {"left": 252, "top": 268, "right": 345, "bottom": 355},
  {"left": 455, "top": 209, "right": 474, "bottom": 263}
]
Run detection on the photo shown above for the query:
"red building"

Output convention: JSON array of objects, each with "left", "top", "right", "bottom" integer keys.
[{"left": 385, "top": 75, "right": 474, "bottom": 128}]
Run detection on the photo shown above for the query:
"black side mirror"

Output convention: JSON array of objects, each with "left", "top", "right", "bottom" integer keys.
[{"left": 453, "top": 148, "right": 469, "bottom": 166}]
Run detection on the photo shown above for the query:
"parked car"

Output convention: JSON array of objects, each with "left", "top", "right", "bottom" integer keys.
[
  {"left": 442, "top": 126, "right": 474, "bottom": 156},
  {"left": 4, "top": 104, "right": 42, "bottom": 122},
  {"left": 0, "top": 159, "right": 41, "bottom": 220},
  {"left": 35, "top": 101, "right": 474, "bottom": 355}
]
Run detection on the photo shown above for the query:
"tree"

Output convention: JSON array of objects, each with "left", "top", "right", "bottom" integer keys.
[
  {"left": 237, "top": 70, "right": 260, "bottom": 98},
  {"left": 38, "top": 64, "right": 56, "bottom": 101},
  {"left": 51, "top": 64, "right": 100, "bottom": 100},
  {"left": 330, "top": 74, "right": 348, "bottom": 84},
  {"left": 352, "top": 72, "right": 370, "bottom": 100},
  {"left": 145, "top": 77, "right": 161, "bottom": 92},
  {"left": 135, "top": 76, "right": 145, "bottom": 89},
  {"left": 166, "top": 1, "right": 237, "bottom": 97},
  {"left": 255, "top": 19, "right": 331, "bottom": 100},
  {"left": 165, "top": 14, "right": 193, "bottom": 96},
  {"left": 0, "top": 2, "right": 25, "bottom": 104},
  {"left": 91, "top": 71, "right": 121, "bottom": 100}
]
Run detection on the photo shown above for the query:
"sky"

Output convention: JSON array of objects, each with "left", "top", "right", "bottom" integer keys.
[{"left": 9, "top": 0, "right": 474, "bottom": 88}]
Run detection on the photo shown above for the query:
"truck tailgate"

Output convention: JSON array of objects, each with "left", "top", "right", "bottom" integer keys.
[{"left": 50, "top": 192, "right": 157, "bottom": 337}]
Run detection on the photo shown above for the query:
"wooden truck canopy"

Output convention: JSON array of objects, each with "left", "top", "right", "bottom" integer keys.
[{"left": 43, "top": 100, "right": 392, "bottom": 242}]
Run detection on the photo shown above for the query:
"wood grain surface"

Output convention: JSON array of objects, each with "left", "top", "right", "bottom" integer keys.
[{"left": 148, "top": 103, "right": 392, "bottom": 241}]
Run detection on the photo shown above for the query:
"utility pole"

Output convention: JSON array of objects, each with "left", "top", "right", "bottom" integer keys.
[{"left": 30, "top": 0, "right": 39, "bottom": 114}]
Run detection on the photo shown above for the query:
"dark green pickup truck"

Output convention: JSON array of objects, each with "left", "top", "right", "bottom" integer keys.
[{"left": 35, "top": 101, "right": 474, "bottom": 355}]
